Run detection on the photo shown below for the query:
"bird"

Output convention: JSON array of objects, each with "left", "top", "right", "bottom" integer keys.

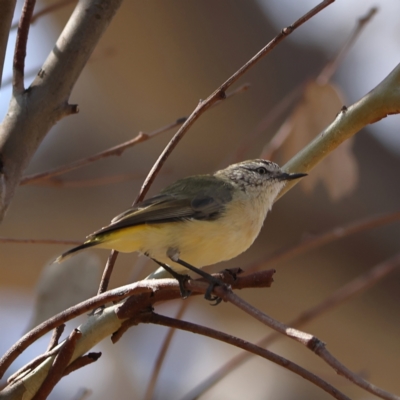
[{"left": 56, "top": 159, "right": 306, "bottom": 278}]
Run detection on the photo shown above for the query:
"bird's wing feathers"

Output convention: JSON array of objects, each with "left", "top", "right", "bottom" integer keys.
[{"left": 89, "top": 175, "right": 234, "bottom": 237}]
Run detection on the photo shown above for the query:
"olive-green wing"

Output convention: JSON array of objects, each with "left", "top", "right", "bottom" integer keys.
[{"left": 89, "top": 175, "right": 234, "bottom": 237}]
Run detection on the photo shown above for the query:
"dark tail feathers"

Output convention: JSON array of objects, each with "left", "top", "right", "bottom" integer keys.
[{"left": 55, "top": 241, "right": 99, "bottom": 263}]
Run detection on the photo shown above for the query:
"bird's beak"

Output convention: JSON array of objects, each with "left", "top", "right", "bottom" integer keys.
[{"left": 278, "top": 172, "right": 307, "bottom": 181}]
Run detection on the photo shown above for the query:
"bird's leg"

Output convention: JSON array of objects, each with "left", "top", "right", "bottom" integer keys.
[
  {"left": 151, "top": 258, "right": 192, "bottom": 299},
  {"left": 167, "top": 249, "right": 224, "bottom": 305},
  {"left": 171, "top": 258, "right": 224, "bottom": 305}
]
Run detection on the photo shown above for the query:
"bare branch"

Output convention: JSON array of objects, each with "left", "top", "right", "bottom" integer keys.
[
  {"left": 231, "top": 83, "right": 303, "bottom": 163},
  {"left": 93, "top": 85, "right": 250, "bottom": 294},
  {"left": 135, "top": 0, "right": 334, "bottom": 204},
  {"left": 97, "top": 249, "right": 119, "bottom": 295},
  {"left": 46, "top": 324, "right": 65, "bottom": 351},
  {"left": 62, "top": 352, "right": 101, "bottom": 376},
  {"left": 20, "top": 132, "right": 150, "bottom": 185},
  {"left": 0, "top": 269, "right": 275, "bottom": 379},
  {"left": 11, "top": 0, "right": 76, "bottom": 30},
  {"left": 20, "top": 83, "right": 249, "bottom": 186},
  {"left": 144, "top": 302, "right": 190, "bottom": 400},
  {"left": 142, "top": 313, "right": 351, "bottom": 400},
  {"left": 13, "top": 0, "right": 36, "bottom": 93},
  {"left": 32, "top": 329, "right": 82, "bottom": 400},
  {"left": 248, "top": 211, "right": 400, "bottom": 272},
  {"left": 7, "top": 348, "right": 60, "bottom": 384},
  {"left": 0, "top": 0, "right": 17, "bottom": 89},
  {"left": 0, "top": 0, "right": 124, "bottom": 222},
  {"left": 317, "top": 347, "right": 399, "bottom": 400},
  {"left": 278, "top": 62, "right": 400, "bottom": 198},
  {"left": 27, "top": 173, "right": 146, "bottom": 187},
  {"left": 0, "top": 238, "right": 80, "bottom": 245},
  {"left": 317, "top": 7, "right": 378, "bottom": 85},
  {"left": 212, "top": 269, "right": 400, "bottom": 400},
  {"left": 263, "top": 7, "right": 378, "bottom": 160},
  {"left": 183, "top": 252, "right": 400, "bottom": 399}
]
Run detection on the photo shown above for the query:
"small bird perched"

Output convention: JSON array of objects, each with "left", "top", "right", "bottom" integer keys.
[{"left": 56, "top": 160, "right": 306, "bottom": 278}]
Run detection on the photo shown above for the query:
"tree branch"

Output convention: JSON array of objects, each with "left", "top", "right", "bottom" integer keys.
[
  {"left": 11, "top": 0, "right": 75, "bottom": 30},
  {"left": 211, "top": 264, "right": 400, "bottom": 400},
  {"left": 0, "top": 0, "right": 124, "bottom": 222},
  {"left": 182, "top": 252, "right": 400, "bottom": 399},
  {"left": 31, "top": 329, "right": 81, "bottom": 400},
  {"left": 248, "top": 211, "right": 400, "bottom": 272},
  {"left": 142, "top": 313, "right": 350, "bottom": 400},
  {"left": 134, "top": 0, "right": 334, "bottom": 204},
  {"left": 279, "top": 62, "right": 400, "bottom": 198},
  {"left": 20, "top": 83, "right": 249, "bottom": 186},
  {"left": 0, "top": 269, "right": 275, "bottom": 385},
  {"left": 13, "top": 0, "right": 37, "bottom": 93},
  {"left": 0, "top": 0, "right": 17, "bottom": 89}
]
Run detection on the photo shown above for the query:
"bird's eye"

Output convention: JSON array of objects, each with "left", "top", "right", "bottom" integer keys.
[{"left": 256, "top": 167, "right": 268, "bottom": 175}]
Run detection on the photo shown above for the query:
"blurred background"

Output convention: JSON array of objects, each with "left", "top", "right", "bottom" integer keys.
[{"left": 1, "top": 0, "right": 400, "bottom": 399}]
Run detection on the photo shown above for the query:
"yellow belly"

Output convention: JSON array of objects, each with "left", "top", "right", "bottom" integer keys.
[
  {"left": 97, "top": 217, "right": 261, "bottom": 272},
  {"left": 95, "top": 196, "right": 269, "bottom": 272}
]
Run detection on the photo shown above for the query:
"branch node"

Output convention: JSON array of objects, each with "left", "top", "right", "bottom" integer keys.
[
  {"left": 307, "top": 337, "right": 326, "bottom": 353},
  {"left": 217, "top": 89, "right": 226, "bottom": 100},
  {"left": 282, "top": 25, "right": 294, "bottom": 35}
]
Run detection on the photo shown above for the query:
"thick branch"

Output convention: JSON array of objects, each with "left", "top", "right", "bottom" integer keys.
[
  {"left": 0, "top": 269, "right": 274, "bottom": 392},
  {"left": 279, "top": 62, "right": 400, "bottom": 198},
  {"left": 0, "top": 0, "right": 123, "bottom": 222}
]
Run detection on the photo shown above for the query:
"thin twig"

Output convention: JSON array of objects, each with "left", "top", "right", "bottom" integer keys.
[
  {"left": 142, "top": 313, "right": 350, "bottom": 400},
  {"left": 231, "top": 83, "right": 304, "bottom": 164},
  {"left": 248, "top": 211, "right": 400, "bottom": 272},
  {"left": 317, "top": 7, "right": 378, "bottom": 85},
  {"left": 0, "top": 269, "right": 274, "bottom": 378},
  {"left": 20, "top": 132, "right": 150, "bottom": 185},
  {"left": 7, "top": 348, "right": 60, "bottom": 384},
  {"left": 47, "top": 324, "right": 65, "bottom": 351},
  {"left": 62, "top": 352, "right": 101, "bottom": 376},
  {"left": 144, "top": 302, "right": 190, "bottom": 400},
  {"left": 181, "top": 251, "right": 400, "bottom": 399},
  {"left": 213, "top": 279, "right": 400, "bottom": 400},
  {"left": 317, "top": 347, "right": 399, "bottom": 400},
  {"left": 97, "top": 250, "right": 119, "bottom": 295},
  {"left": 135, "top": 0, "right": 334, "bottom": 204},
  {"left": 21, "top": 84, "right": 249, "bottom": 186},
  {"left": 0, "top": 237, "right": 81, "bottom": 245},
  {"left": 13, "top": 0, "right": 36, "bottom": 92},
  {"left": 11, "top": 0, "right": 75, "bottom": 30},
  {"left": 95, "top": 84, "right": 250, "bottom": 294},
  {"left": 29, "top": 173, "right": 146, "bottom": 187},
  {"left": 262, "top": 7, "right": 377, "bottom": 160},
  {"left": 32, "top": 329, "right": 82, "bottom": 400}
]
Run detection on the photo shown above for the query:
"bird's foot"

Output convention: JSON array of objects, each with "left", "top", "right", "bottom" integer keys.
[
  {"left": 151, "top": 258, "right": 192, "bottom": 299},
  {"left": 169, "top": 257, "right": 225, "bottom": 305}
]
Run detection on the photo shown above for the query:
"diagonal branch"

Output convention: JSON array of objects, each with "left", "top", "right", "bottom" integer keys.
[
  {"left": 213, "top": 273, "right": 400, "bottom": 400},
  {"left": 135, "top": 0, "right": 335, "bottom": 204},
  {"left": 0, "top": 0, "right": 124, "bottom": 223},
  {"left": 142, "top": 312, "right": 350, "bottom": 400},
  {"left": 279, "top": 62, "right": 400, "bottom": 198},
  {"left": 182, "top": 252, "right": 400, "bottom": 399},
  {"left": 0, "top": 269, "right": 275, "bottom": 380},
  {"left": 0, "top": 0, "right": 17, "bottom": 89},
  {"left": 13, "top": 0, "right": 36, "bottom": 93},
  {"left": 20, "top": 83, "right": 249, "bottom": 186}
]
